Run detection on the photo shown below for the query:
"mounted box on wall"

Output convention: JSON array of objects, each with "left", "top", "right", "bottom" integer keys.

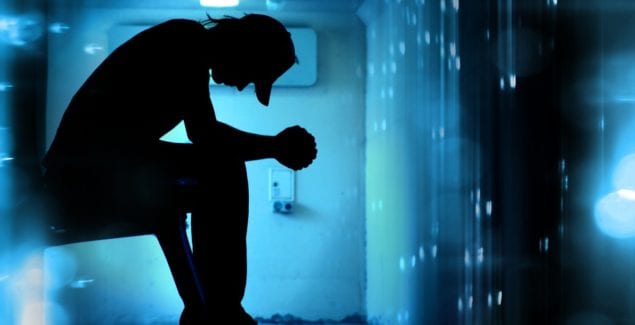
[
  {"left": 276, "top": 27, "right": 317, "bottom": 86},
  {"left": 108, "top": 25, "right": 317, "bottom": 87},
  {"left": 269, "top": 168, "right": 294, "bottom": 201},
  {"left": 269, "top": 168, "right": 295, "bottom": 214}
]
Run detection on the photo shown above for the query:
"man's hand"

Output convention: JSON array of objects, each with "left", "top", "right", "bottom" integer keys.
[{"left": 273, "top": 125, "right": 317, "bottom": 171}]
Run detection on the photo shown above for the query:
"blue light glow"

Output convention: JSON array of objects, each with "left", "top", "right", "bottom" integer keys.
[
  {"left": 0, "top": 15, "right": 43, "bottom": 46},
  {"left": 595, "top": 149, "right": 635, "bottom": 238},
  {"left": 49, "top": 22, "right": 70, "bottom": 34},
  {"left": 595, "top": 190, "right": 635, "bottom": 238},
  {"left": 83, "top": 43, "right": 104, "bottom": 55},
  {"left": 0, "top": 82, "right": 13, "bottom": 92},
  {"left": 613, "top": 154, "right": 635, "bottom": 190}
]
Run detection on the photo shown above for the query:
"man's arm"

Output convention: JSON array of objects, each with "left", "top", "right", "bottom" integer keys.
[
  {"left": 182, "top": 75, "right": 316, "bottom": 169},
  {"left": 215, "top": 122, "right": 317, "bottom": 171},
  {"left": 215, "top": 122, "right": 276, "bottom": 161}
]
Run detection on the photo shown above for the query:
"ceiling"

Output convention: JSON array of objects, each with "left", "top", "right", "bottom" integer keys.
[{"left": 73, "top": 0, "right": 364, "bottom": 13}]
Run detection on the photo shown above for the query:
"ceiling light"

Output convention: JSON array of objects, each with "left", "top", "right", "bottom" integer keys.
[{"left": 200, "top": 0, "right": 239, "bottom": 7}]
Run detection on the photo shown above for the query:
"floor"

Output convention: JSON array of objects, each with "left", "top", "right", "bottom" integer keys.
[{"left": 256, "top": 314, "right": 367, "bottom": 324}]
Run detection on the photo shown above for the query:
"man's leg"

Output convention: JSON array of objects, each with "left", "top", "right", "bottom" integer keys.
[
  {"left": 155, "top": 213, "right": 208, "bottom": 324},
  {"left": 144, "top": 142, "right": 254, "bottom": 323},
  {"left": 190, "top": 157, "right": 255, "bottom": 324}
]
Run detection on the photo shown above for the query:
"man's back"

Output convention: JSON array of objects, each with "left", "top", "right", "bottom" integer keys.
[{"left": 44, "top": 19, "right": 211, "bottom": 169}]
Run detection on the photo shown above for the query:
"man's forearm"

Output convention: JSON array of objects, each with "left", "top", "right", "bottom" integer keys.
[{"left": 215, "top": 122, "right": 276, "bottom": 161}]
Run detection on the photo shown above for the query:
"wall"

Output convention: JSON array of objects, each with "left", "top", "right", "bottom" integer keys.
[{"left": 44, "top": 6, "right": 366, "bottom": 323}]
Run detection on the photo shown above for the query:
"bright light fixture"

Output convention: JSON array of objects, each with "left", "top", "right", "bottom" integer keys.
[
  {"left": 200, "top": 0, "right": 239, "bottom": 7},
  {"left": 595, "top": 191, "right": 635, "bottom": 239},
  {"left": 617, "top": 189, "right": 635, "bottom": 201}
]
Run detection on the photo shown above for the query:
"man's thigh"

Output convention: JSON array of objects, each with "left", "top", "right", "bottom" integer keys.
[{"left": 43, "top": 143, "right": 248, "bottom": 223}]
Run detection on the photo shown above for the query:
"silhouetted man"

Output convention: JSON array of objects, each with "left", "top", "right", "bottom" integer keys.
[{"left": 43, "top": 14, "right": 317, "bottom": 324}]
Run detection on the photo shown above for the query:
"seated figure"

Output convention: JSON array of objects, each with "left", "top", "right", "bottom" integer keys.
[{"left": 42, "top": 13, "right": 317, "bottom": 324}]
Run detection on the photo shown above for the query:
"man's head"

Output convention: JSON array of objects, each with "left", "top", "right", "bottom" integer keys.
[{"left": 204, "top": 14, "right": 297, "bottom": 106}]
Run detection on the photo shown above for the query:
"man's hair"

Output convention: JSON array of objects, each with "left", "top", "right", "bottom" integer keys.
[
  {"left": 200, "top": 13, "right": 238, "bottom": 29},
  {"left": 200, "top": 13, "right": 299, "bottom": 65}
]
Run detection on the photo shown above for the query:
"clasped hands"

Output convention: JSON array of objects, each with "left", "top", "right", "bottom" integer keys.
[{"left": 273, "top": 125, "right": 317, "bottom": 171}]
